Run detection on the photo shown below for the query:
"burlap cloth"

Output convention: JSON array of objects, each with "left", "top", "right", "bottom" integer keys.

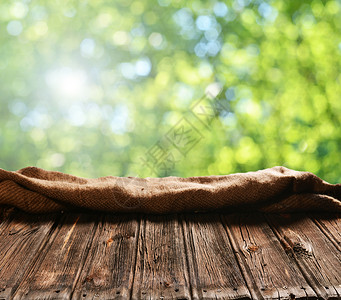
[{"left": 0, "top": 166, "right": 340, "bottom": 214}]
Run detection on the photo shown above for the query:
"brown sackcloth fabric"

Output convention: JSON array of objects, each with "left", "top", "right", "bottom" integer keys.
[{"left": 0, "top": 166, "right": 340, "bottom": 214}]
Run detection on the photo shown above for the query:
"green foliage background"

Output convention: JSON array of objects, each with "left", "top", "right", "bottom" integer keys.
[{"left": 0, "top": 0, "right": 340, "bottom": 183}]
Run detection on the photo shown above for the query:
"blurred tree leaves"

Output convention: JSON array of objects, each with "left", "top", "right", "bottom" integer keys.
[{"left": 0, "top": 0, "right": 340, "bottom": 183}]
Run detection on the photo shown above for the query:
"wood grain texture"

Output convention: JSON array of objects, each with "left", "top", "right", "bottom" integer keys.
[
  {"left": 183, "top": 213, "right": 251, "bottom": 300},
  {"left": 72, "top": 214, "right": 140, "bottom": 300},
  {"left": 0, "top": 209, "right": 339, "bottom": 300},
  {"left": 267, "top": 213, "right": 341, "bottom": 299},
  {"left": 0, "top": 212, "right": 58, "bottom": 300},
  {"left": 310, "top": 213, "right": 341, "bottom": 252},
  {"left": 12, "top": 213, "right": 98, "bottom": 300},
  {"left": 222, "top": 213, "right": 316, "bottom": 300},
  {"left": 0, "top": 207, "right": 15, "bottom": 231},
  {"left": 132, "top": 214, "right": 191, "bottom": 300}
]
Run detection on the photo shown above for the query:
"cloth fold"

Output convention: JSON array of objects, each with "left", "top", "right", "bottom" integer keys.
[{"left": 0, "top": 166, "right": 340, "bottom": 214}]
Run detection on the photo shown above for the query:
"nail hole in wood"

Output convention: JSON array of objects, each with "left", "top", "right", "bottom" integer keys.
[
  {"left": 116, "top": 291, "right": 120, "bottom": 295},
  {"left": 175, "top": 288, "right": 179, "bottom": 292},
  {"left": 55, "top": 290, "right": 60, "bottom": 293}
]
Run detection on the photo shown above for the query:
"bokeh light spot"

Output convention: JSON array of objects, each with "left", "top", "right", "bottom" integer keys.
[
  {"left": 214, "top": 2, "right": 229, "bottom": 17},
  {"left": 10, "top": 2, "right": 28, "bottom": 19},
  {"left": 148, "top": 32, "right": 163, "bottom": 48},
  {"left": 135, "top": 58, "right": 152, "bottom": 76},
  {"left": 7, "top": 20, "right": 23, "bottom": 36},
  {"left": 80, "top": 38, "right": 96, "bottom": 57},
  {"left": 113, "top": 31, "right": 130, "bottom": 46},
  {"left": 196, "top": 15, "right": 212, "bottom": 31}
]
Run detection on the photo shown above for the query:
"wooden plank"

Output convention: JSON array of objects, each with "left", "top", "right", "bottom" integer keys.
[
  {"left": 72, "top": 214, "right": 140, "bottom": 300},
  {"left": 132, "top": 214, "right": 191, "bottom": 300},
  {"left": 310, "top": 213, "right": 341, "bottom": 252},
  {"left": 0, "top": 212, "right": 58, "bottom": 300},
  {"left": 183, "top": 213, "right": 251, "bottom": 300},
  {"left": 222, "top": 213, "right": 316, "bottom": 299},
  {"left": 0, "top": 207, "right": 15, "bottom": 231},
  {"left": 266, "top": 213, "right": 341, "bottom": 299},
  {"left": 12, "top": 213, "right": 98, "bottom": 300}
]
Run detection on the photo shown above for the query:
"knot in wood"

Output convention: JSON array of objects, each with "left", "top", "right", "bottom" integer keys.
[{"left": 246, "top": 244, "right": 260, "bottom": 253}]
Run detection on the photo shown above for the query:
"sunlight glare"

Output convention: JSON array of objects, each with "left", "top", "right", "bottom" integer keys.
[{"left": 45, "top": 67, "right": 87, "bottom": 99}]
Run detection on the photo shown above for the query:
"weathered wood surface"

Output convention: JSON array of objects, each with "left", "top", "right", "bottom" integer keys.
[
  {"left": 310, "top": 213, "right": 341, "bottom": 252},
  {"left": 132, "top": 215, "right": 191, "bottom": 300},
  {"left": 222, "top": 213, "right": 316, "bottom": 299},
  {"left": 0, "top": 209, "right": 340, "bottom": 300},
  {"left": 183, "top": 214, "right": 251, "bottom": 299},
  {"left": 0, "top": 212, "right": 58, "bottom": 300},
  {"left": 267, "top": 213, "right": 341, "bottom": 299},
  {"left": 72, "top": 214, "right": 139, "bottom": 300},
  {"left": 13, "top": 213, "right": 98, "bottom": 300}
]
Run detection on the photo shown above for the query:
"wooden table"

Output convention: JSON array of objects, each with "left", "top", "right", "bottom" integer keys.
[{"left": 0, "top": 208, "right": 340, "bottom": 299}]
